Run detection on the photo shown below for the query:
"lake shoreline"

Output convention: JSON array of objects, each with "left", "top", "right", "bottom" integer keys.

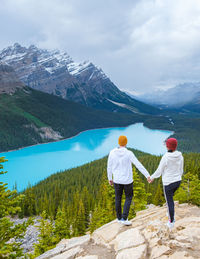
[
  {"left": 1, "top": 123, "right": 172, "bottom": 191},
  {"left": 0, "top": 124, "right": 132, "bottom": 154},
  {"left": 0, "top": 122, "right": 173, "bottom": 155}
]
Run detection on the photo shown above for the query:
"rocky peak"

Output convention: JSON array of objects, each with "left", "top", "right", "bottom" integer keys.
[
  {"left": 0, "top": 43, "right": 27, "bottom": 60},
  {"left": 0, "top": 43, "right": 87, "bottom": 76},
  {"left": 0, "top": 63, "right": 24, "bottom": 94},
  {"left": 35, "top": 202, "right": 200, "bottom": 259},
  {"left": 0, "top": 43, "right": 159, "bottom": 114},
  {"left": 28, "top": 44, "right": 39, "bottom": 51},
  {"left": 0, "top": 43, "right": 114, "bottom": 108}
]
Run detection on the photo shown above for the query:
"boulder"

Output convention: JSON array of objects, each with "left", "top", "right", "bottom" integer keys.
[
  {"left": 114, "top": 228, "right": 145, "bottom": 251},
  {"left": 92, "top": 220, "right": 123, "bottom": 246},
  {"left": 116, "top": 244, "right": 147, "bottom": 259},
  {"left": 150, "top": 245, "right": 171, "bottom": 259},
  {"left": 52, "top": 246, "right": 83, "bottom": 259},
  {"left": 36, "top": 235, "right": 90, "bottom": 259}
]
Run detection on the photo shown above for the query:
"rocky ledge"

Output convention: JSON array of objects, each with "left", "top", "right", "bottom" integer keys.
[{"left": 36, "top": 203, "right": 200, "bottom": 259}]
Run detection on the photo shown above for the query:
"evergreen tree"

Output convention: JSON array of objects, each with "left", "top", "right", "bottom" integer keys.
[
  {"left": 75, "top": 200, "right": 86, "bottom": 236},
  {"left": 89, "top": 204, "right": 104, "bottom": 233},
  {"left": 71, "top": 191, "right": 80, "bottom": 235},
  {"left": 90, "top": 173, "right": 116, "bottom": 233},
  {"left": 81, "top": 186, "right": 92, "bottom": 228},
  {"left": 33, "top": 211, "right": 56, "bottom": 257},
  {"left": 174, "top": 171, "right": 200, "bottom": 206},
  {"left": 153, "top": 180, "right": 165, "bottom": 206},
  {"left": 41, "top": 193, "right": 50, "bottom": 215},
  {"left": 129, "top": 168, "right": 148, "bottom": 217},
  {"left": 0, "top": 157, "right": 31, "bottom": 258},
  {"left": 20, "top": 185, "right": 36, "bottom": 217},
  {"left": 54, "top": 207, "right": 70, "bottom": 241}
]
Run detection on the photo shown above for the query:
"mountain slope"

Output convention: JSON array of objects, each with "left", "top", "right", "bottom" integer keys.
[
  {"left": 0, "top": 87, "right": 149, "bottom": 152},
  {"left": 0, "top": 43, "right": 159, "bottom": 115},
  {"left": 0, "top": 63, "right": 168, "bottom": 152},
  {"left": 181, "top": 92, "right": 200, "bottom": 114},
  {"left": 0, "top": 63, "right": 24, "bottom": 93}
]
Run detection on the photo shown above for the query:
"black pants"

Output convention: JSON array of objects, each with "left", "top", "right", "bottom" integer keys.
[
  {"left": 114, "top": 182, "right": 133, "bottom": 220},
  {"left": 164, "top": 181, "right": 181, "bottom": 223}
]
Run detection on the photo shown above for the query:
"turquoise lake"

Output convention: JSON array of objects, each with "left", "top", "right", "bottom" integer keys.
[{"left": 0, "top": 123, "right": 172, "bottom": 191}]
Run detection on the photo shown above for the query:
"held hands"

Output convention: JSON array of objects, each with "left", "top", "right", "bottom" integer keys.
[
  {"left": 109, "top": 180, "right": 114, "bottom": 186},
  {"left": 147, "top": 176, "right": 154, "bottom": 183}
]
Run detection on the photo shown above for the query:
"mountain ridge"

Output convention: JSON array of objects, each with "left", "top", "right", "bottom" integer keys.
[
  {"left": 137, "top": 82, "right": 200, "bottom": 110},
  {"left": 0, "top": 43, "right": 159, "bottom": 115}
]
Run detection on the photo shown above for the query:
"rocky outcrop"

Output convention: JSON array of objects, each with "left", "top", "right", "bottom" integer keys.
[
  {"left": 25, "top": 124, "right": 63, "bottom": 141},
  {"left": 38, "top": 127, "right": 63, "bottom": 140},
  {"left": 0, "top": 63, "right": 24, "bottom": 94},
  {"left": 36, "top": 202, "right": 200, "bottom": 259},
  {"left": 11, "top": 217, "right": 40, "bottom": 253}
]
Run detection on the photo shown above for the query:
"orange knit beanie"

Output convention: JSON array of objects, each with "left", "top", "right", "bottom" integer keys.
[{"left": 118, "top": 135, "right": 128, "bottom": 146}]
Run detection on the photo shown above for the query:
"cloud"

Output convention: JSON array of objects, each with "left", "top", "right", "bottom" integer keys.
[{"left": 1, "top": 0, "right": 200, "bottom": 93}]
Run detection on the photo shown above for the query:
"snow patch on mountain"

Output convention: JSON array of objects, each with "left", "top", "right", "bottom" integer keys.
[
  {"left": 107, "top": 99, "right": 144, "bottom": 114},
  {"left": 0, "top": 44, "right": 106, "bottom": 80},
  {"left": 67, "top": 61, "right": 91, "bottom": 76}
]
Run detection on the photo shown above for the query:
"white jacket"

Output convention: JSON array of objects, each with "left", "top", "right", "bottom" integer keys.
[
  {"left": 151, "top": 151, "right": 184, "bottom": 186},
  {"left": 107, "top": 147, "right": 150, "bottom": 184}
]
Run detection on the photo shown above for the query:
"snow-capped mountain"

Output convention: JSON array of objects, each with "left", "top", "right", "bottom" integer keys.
[
  {"left": 138, "top": 82, "right": 200, "bottom": 108},
  {"left": 0, "top": 43, "right": 159, "bottom": 114}
]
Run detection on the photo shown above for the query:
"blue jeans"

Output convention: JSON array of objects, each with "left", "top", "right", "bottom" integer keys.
[{"left": 114, "top": 182, "right": 133, "bottom": 220}]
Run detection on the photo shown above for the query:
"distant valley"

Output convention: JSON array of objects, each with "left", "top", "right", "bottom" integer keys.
[{"left": 136, "top": 82, "right": 200, "bottom": 114}]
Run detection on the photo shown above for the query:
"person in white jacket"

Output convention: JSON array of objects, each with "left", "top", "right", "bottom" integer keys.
[
  {"left": 107, "top": 135, "right": 151, "bottom": 226},
  {"left": 150, "top": 138, "right": 184, "bottom": 229}
]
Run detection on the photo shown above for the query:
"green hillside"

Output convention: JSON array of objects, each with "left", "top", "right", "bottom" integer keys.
[
  {"left": 1, "top": 86, "right": 200, "bottom": 153},
  {"left": 0, "top": 87, "right": 148, "bottom": 152},
  {"left": 144, "top": 112, "right": 200, "bottom": 153}
]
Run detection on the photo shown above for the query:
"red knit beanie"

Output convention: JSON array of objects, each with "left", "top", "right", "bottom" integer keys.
[{"left": 166, "top": 138, "right": 178, "bottom": 151}]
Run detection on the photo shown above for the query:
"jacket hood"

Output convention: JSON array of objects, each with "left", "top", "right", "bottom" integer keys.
[
  {"left": 165, "top": 151, "right": 182, "bottom": 160},
  {"left": 113, "top": 147, "right": 127, "bottom": 157}
]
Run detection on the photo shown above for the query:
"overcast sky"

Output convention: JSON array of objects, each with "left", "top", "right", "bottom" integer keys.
[{"left": 1, "top": 0, "right": 200, "bottom": 94}]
